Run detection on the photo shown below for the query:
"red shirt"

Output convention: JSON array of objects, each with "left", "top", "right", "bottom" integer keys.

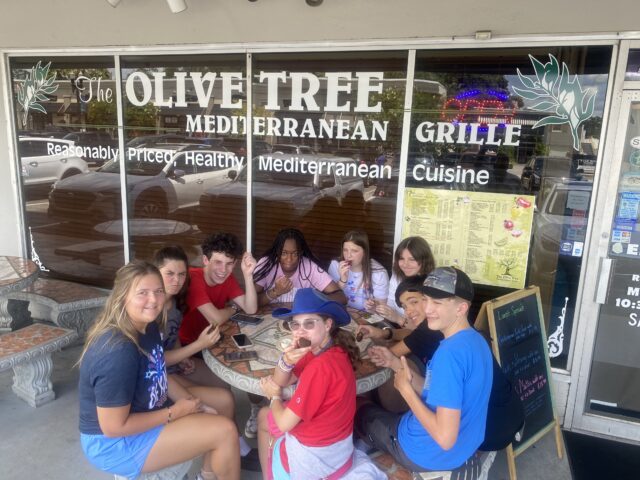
[
  {"left": 178, "top": 267, "right": 244, "bottom": 345},
  {"left": 288, "top": 346, "right": 356, "bottom": 446}
]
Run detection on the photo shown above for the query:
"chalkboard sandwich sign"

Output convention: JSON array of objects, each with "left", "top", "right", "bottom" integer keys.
[{"left": 476, "top": 286, "right": 564, "bottom": 480}]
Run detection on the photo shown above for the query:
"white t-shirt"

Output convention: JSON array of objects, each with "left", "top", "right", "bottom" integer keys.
[
  {"left": 328, "top": 259, "right": 389, "bottom": 310},
  {"left": 387, "top": 273, "right": 404, "bottom": 315}
]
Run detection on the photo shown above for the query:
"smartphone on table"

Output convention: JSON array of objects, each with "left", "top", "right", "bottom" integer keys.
[
  {"left": 230, "top": 312, "right": 263, "bottom": 325},
  {"left": 231, "top": 333, "right": 254, "bottom": 349},
  {"left": 223, "top": 350, "right": 258, "bottom": 363}
]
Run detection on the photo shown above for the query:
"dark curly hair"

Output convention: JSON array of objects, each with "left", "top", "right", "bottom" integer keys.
[
  {"left": 253, "top": 228, "right": 324, "bottom": 287},
  {"left": 202, "top": 232, "right": 243, "bottom": 260}
]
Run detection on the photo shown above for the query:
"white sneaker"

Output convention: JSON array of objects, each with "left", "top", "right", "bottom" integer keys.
[{"left": 244, "top": 405, "right": 260, "bottom": 438}]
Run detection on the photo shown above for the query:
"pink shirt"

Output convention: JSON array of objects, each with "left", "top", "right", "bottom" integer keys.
[{"left": 255, "top": 257, "right": 333, "bottom": 303}]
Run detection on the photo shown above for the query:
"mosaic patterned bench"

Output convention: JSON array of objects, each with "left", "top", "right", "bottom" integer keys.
[
  {"left": 113, "top": 459, "right": 192, "bottom": 480},
  {"left": 2, "top": 278, "right": 109, "bottom": 337},
  {"left": 370, "top": 450, "right": 496, "bottom": 480},
  {"left": 0, "top": 323, "right": 77, "bottom": 407}
]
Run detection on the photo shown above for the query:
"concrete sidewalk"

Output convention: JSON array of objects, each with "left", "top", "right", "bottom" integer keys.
[{"left": 0, "top": 344, "right": 571, "bottom": 479}]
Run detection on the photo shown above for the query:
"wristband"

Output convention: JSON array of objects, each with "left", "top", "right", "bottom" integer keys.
[
  {"left": 166, "top": 407, "right": 173, "bottom": 424},
  {"left": 382, "top": 327, "right": 393, "bottom": 340},
  {"left": 278, "top": 354, "right": 294, "bottom": 372},
  {"left": 270, "top": 395, "right": 281, "bottom": 406}
]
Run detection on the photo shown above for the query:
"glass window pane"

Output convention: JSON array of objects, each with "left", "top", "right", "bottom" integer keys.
[
  {"left": 406, "top": 47, "right": 611, "bottom": 368},
  {"left": 625, "top": 49, "right": 640, "bottom": 81},
  {"left": 250, "top": 51, "right": 406, "bottom": 270},
  {"left": 10, "top": 57, "right": 120, "bottom": 288},
  {"left": 119, "top": 55, "right": 247, "bottom": 263},
  {"left": 586, "top": 101, "right": 640, "bottom": 422}
]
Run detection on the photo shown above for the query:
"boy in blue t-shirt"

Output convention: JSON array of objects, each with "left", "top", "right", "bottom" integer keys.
[{"left": 356, "top": 267, "right": 493, "bottom": 473}]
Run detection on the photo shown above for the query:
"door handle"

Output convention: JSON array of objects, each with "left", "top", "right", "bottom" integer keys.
[
  {"left": 197, "top": 179, "right": 204, "bottom": 184},
  {"left": 595, "top": 257, "right": 613, "bottom": 304},
  {"left": 29, "top": 161, "right": 38, "bottom": 167}
]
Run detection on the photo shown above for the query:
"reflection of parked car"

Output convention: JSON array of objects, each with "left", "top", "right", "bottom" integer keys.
[
  {"left": 272, "top": 144, "right": 317, "bottom": 155},
  {"left": 530, "top": 180, "right": 592, "bottom": 274},
  {"left": 126, "top": 134, "right": 222, "bottom": 149},
  {"left": 18, "top": 137, "right": 89, "bottom": 187},
  {"left": 520, "top": 156, "right": 580, "bottom": 192},
  {"left": 18, "top": 129, "right": 71, "bottom": 139},
  {"left": 62, "top": 131, "right": 118, "bottom": 164},
  {"left": 221, "top": 138, "right": 272, "bottom": 158},
  {"left": 406, "top": 152, "right": 436, "bottom": 184},
  {"left": 48, "top": 144, "right": 237, "bottom": 223},
  {"left": 196, "top": 154, "right": 364, "bottom": 239}
]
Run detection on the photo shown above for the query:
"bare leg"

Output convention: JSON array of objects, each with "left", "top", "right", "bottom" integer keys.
[
  {"left": 143, "top": 413, "right": 240, "bottom": 480},
  {"left": 257, "top": 407, "right": 272, "bottom": 477},
  {"left": 181, "top": 357, "right": 230, "bottom": 389},
  {"left": 172, "top": 375, "right": 235, "bottom": 420}
]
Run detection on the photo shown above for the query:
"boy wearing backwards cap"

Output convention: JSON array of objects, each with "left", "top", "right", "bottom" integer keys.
[{"left": 356, "top": 267, "right": 493, "bottom": 474}]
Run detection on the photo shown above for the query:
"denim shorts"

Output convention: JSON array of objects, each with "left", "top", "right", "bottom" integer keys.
[{"left": 80, "top": 425, "right": 164, "bottom": 479}]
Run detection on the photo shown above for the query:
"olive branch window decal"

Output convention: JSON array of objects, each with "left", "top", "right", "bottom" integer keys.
[
  {"left": 512, "top": 54, "right": 596, "bottom": 151},
  {"left": 16, "top": 61, "right": 59, "bottom": 128}
]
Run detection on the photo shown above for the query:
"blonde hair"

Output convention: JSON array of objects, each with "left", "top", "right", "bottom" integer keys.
[{"left": 79, "top": 261, "right": 167, "bottom": 363}]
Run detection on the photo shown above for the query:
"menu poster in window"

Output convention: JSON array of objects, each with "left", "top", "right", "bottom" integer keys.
[{"left": 402, "top": 188, "right": 535, "bottom": 288}]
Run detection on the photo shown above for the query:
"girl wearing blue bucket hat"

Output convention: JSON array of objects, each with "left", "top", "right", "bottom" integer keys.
[{"left": 255, "top": 289, "right": 385, "bottom": 479}]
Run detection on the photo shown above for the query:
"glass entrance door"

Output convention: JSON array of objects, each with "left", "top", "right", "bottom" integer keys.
[{"left": 571, "top": 91, "right": 640, "bottom": 442}]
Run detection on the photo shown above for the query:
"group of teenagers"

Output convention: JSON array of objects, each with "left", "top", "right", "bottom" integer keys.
[{"left": 78, "top": 227, "right": 525, "bottom": 480}]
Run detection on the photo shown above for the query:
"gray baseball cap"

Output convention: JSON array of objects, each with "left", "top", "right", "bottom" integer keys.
[{"left": 421, "top": 267, "right": 474, "bottom": 302}]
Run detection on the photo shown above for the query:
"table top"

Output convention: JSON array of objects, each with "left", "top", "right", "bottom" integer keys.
[
  {"left": 202, "top": 305, "right": 392, "bottom": 397},
  {"left": 94, "top": 219, "right": 192, "bottom": 238},
  {"left": 0, "top": 256, "right": 39, "bottom": 295}
]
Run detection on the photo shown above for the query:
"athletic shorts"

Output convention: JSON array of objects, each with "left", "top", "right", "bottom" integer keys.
[
  {"left": 355, "top": 403, "right": 427, "bottom": 472},
  {"left": 80, "top": 425, "right": 164, "bottom": 479}
]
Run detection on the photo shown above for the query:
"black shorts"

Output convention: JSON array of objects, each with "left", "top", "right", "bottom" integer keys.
[{"left": 354, "top": 403, "right": 427, "bottom": 472}]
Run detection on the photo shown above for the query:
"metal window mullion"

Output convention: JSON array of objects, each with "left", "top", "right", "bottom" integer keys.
[
  {"left": 114, "top": 55, "right": 130, "bottom": 263},
  {"left": 1, "top": 54, "right": 28, "bottom": 256},
  {"left": 246, "top": 52, "right": 253, "bottom": 252},
  {"left": 393, "top": 50, "right": 416, "bottom": 249}
]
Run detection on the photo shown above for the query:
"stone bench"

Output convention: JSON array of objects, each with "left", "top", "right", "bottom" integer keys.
[
  {"left": 113, "top": 459, "right": 192, "bottom": 480},
  {"left": 54, "top": 240, "right": 122, "bottom": 265},
  {"left": 0, "top": 323, "right": 77, "bottom": 406},
  {"left": 370, "top": 450, "right": 496, "bottom": 480},
  {"left": 0, "top": 278, "right": 109, "bottom": 337}
]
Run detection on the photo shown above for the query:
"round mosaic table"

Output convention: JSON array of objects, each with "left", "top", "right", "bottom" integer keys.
[
  {"left": 202, "top": 305, "right": 392, "bottom": 397},
  {"left": 0, "top": 256, "right": 39, "bottom": 332}
]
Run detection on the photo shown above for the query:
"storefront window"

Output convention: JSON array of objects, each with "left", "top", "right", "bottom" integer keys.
[
  {"left": 586, "top": 100, "right": 640, "bottom": 421},
  {"left": 404, "top": 47, "right": 611, "bottom": 368},
  {"left": 625, "top": 49, "right": 640, "bottom": 81},
  {"left": 119, "top": 55, "right": 246, "bottom": 263},
  {"left": 247, "top": 52, "right": 406, "bottom": 267},
  {"left": 10, "top": 57, "right": 119, "bottom": 287}
]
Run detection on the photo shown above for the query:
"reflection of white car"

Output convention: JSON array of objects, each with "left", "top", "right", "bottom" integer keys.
[
  {"left": 19, "top": 137, "right": 89, "bottom": 186},
  {"left": 196, "top": 153, "right": 365, "bottom": 251},
  {"left": 530, "top": 180, "right": 593, "bottom": 277},
  {"left": 48, "top": 144, "right": 238, "bottom": 223}
]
